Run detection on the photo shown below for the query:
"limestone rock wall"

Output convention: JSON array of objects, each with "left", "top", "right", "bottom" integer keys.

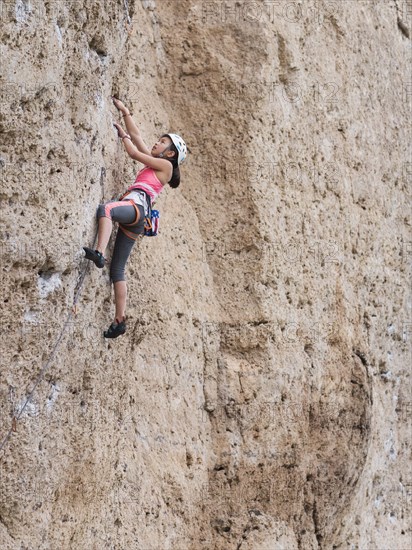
[{"left": 0, "top": 1, "right": 410, "bottom": 549}]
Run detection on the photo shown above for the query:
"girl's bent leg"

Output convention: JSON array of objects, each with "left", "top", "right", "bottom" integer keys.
[
  {"left": 96, "top": 201, "right": 138, "bottom": 257},
  {"left": 96, "top": 216, "right": 113, "bottom": 255}
]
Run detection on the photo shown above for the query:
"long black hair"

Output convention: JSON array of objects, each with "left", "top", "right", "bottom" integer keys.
[{"left": 161, "top": 134, "right": 180, "bottom": 188}]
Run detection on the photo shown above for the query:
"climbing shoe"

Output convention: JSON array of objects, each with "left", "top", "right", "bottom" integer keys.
[
  {"left": 83, "top": 247, "right": 105, "bottom": 268},
  {"left": 104, "top": 318, "right": 126, "bottom": 339}
]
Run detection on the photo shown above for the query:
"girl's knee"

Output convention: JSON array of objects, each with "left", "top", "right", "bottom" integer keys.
[
  {"left": 110, "top": 265, "right": 126, "bottom": 284},
  {"left": 110, "top": 273, "right": 126, "bottom": 284}
]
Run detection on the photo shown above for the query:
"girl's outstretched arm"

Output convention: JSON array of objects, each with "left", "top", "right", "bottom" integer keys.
[
  {"left": 123, "top": 136, "right": 173, "bottom": 173},
  {"left": 123, "top": 113, "right": 151, "bottom": 155},
  {"left": 112, "top": 97, "right": 151, "bottom": 155},
  {"left": 113, "top": 122, "right": 173, "bottom": 183}
]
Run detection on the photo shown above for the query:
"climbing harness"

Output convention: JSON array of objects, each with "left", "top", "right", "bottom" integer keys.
[{"left": 118, "top": 189, "right": 160, "bottom": 239}]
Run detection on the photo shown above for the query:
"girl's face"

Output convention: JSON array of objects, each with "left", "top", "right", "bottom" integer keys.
[{"left": 151, "top": 136, "right": 174, "bottom": 158}]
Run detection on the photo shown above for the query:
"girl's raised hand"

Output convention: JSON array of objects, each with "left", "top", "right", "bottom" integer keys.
[
  {"left": 112, "top": 96, "right": 127, "bottom": 114},
  {"left": 113, "top": 122, "right": 126, "bottom": 138}
]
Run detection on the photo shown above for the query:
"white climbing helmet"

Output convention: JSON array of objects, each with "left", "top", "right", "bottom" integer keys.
[{"left": 165, "top": 133, "right": 187, "bottom": 165}]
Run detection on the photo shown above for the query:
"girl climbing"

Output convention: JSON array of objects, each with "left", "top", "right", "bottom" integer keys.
[{"left": 83, "top": 96, "right": 187, "bottom": 338}]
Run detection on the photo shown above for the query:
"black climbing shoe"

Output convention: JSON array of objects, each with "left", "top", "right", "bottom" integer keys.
[
  {"left": 83, "top": 247, "right": 105, "bottom": 268},
  {"left": 104, "top": 318, "right": 126, "bottom": 339}
]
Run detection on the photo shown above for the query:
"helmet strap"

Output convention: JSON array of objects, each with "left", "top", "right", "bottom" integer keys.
[{"left": 158, "top": 145, "right": 172, "bottom": 158}]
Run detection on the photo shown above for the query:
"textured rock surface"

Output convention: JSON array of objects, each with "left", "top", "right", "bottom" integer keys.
[{"left": 0, "top": 0, "right": 411, "bottom": 549}]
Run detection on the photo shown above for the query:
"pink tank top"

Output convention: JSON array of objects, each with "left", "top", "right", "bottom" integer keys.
[{"left": 128, "top": 166, "right": 164, "bottom": 203}]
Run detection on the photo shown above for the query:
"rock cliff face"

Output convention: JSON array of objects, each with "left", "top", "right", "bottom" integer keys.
[{"left": 0, "top": 1, "right": 410, "bottom": 549}]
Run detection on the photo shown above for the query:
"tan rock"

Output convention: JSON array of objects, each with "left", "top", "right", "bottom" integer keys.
[{"left": 0, "top": 1, "right": 410, "bottom": 548}]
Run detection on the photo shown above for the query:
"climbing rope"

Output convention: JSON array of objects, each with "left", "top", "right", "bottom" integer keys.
[
  {"left": 0, "top": 232, "right": 97, "bottom": 453},
  {"left": 0, "top": 169, "right": 106, "bottom": 454}
]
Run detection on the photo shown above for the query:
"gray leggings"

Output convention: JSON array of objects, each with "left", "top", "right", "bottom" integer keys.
[{"left": 97, "top": 200, "right": 145, "bottom": 283}]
